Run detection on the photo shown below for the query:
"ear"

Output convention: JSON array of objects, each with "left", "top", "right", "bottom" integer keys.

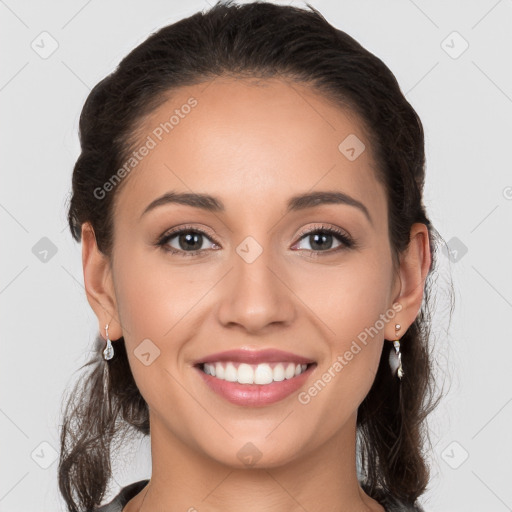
[
  {"left": 81, "top": 222, "right": 123, "bottom": 341},
  {"left": 384, "top": 222, "right": 431, "bottom": 341}
]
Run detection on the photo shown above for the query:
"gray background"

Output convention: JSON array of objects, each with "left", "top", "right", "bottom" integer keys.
[{"left": 1, "top": 0, "right": 511, "bottom": 510}]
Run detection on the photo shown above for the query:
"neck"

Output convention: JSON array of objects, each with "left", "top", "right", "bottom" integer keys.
[{"left": 126, "top": 411, "right": 383, "bottom": 512}]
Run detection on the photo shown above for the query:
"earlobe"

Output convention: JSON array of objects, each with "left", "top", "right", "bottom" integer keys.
[
  {"left": 385, "top": 223, "right": 431, "bottom": 341},
  {"left": 81, "top": 223, "right": 123, "bottom": 340}
]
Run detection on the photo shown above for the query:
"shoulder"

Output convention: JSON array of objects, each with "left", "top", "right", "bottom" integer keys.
[{"left": 90, "top": 480, "right": 150, "bottom": 512}]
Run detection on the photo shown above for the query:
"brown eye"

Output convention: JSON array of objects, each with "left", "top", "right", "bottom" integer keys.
[
  {"left": 157, "top": 227, "right": 219, "bottom": 256},
  {"left": 293, "top": 226, "right": 354, "bottom": 254}
]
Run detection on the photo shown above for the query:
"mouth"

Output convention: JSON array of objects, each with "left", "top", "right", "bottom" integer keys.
[
  {"left": 193, "top": 356, "right": 318, "bottom": 406},
  {"left": 194, "top": 360, "right": 316, "bottom": 385}
]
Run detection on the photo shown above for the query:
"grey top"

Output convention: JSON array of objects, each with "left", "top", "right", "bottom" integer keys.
[{"left": 92, "top": 479, "right": 426, "bottom": 512}]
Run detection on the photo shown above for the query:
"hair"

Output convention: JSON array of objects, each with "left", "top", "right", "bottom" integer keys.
[{"left": 59, "top": 1, "right": 450, "bottom": 510}]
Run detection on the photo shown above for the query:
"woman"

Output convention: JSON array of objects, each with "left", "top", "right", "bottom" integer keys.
[{"left": 59, "top": 1, "right": 443, "bottom": 511}]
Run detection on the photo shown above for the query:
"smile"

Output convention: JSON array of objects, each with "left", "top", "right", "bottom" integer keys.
[
  {"left": 201, "top": 361, "right": 310, "bottom": 384},
  {"left": 194, "top": 361, "right": 317, "bottom": 406}
]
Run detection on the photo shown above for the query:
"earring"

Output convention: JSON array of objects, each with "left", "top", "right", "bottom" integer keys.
[
  {"left": 103, "top": 323, "right": 114, "bottom": 361},
  {"left": 389, "top": 323, "right": 404, "bottom": 379}
]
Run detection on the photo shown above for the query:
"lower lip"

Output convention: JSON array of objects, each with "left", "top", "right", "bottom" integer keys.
[{"left": 194, "top": 364, "right": 317, "bottom": 406}]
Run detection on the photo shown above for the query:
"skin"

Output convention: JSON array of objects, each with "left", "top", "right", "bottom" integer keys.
[{"left": 82, "top": 77, "right": 431, "bottom": 512}]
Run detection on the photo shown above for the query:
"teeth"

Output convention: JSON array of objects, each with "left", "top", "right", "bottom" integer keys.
[{"left": 202, "top": 362, "right": 309, "bottom": 384}]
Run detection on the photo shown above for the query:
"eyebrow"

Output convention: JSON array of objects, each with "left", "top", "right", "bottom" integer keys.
[{"left": 140, "top": 190, "right": 372, "bottom": 225}]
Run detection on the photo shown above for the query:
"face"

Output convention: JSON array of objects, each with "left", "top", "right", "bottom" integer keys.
[{"left": 106, "top": 77, "right": 400, "bottom": 467}]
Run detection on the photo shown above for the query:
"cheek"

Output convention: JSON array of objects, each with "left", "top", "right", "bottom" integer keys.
[
  {"left": 114, "top": 242, "right": 393, "bottom": 352},
  {"left": 291, "top": 251, "right": 393, "bottom": 339},
  {"left": 112, "top": 248, "right": 211, "bottom": 340},
  {"left": 291, "top": 253, "right": 392, "bottom": 403}
]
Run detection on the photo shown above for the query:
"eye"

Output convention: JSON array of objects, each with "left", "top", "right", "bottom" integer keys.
[
  {"left": 156, "top": 226, "right": 219, "bottom": 257},
  {"left": 156, "top": 223, "right": 354, "bottom": 258},
  {"left": 292, "top": 224, "right": 354, "bottom": 254}
]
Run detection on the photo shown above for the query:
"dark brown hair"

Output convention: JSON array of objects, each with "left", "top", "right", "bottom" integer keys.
[{"left": 60, "top": 1, "right": 449, "bottom": 510}]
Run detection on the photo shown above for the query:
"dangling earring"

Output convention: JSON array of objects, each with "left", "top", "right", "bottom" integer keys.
[
  {"left": 103, "top": 323, "right": 114, "bottom": 360},
  {"left": 389, "top": 323, "right": 404, "bottom": 379}
]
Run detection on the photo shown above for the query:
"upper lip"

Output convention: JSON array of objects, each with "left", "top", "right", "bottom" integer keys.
[{"left": 193, "top": 348, "right": 316, "bottom": 366}]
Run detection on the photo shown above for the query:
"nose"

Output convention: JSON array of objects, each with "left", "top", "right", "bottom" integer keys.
[{"left": 215, "top": 240, "right": 297, "bottom": 334}]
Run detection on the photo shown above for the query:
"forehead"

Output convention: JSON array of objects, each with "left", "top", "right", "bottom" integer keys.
[{"left": 113, "top": 77, "right": 386, "bottom": 226}]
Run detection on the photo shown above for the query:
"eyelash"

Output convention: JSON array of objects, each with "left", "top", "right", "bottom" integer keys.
[{"left": 156, "top": 224, "right": 355, "bottom": 258}]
